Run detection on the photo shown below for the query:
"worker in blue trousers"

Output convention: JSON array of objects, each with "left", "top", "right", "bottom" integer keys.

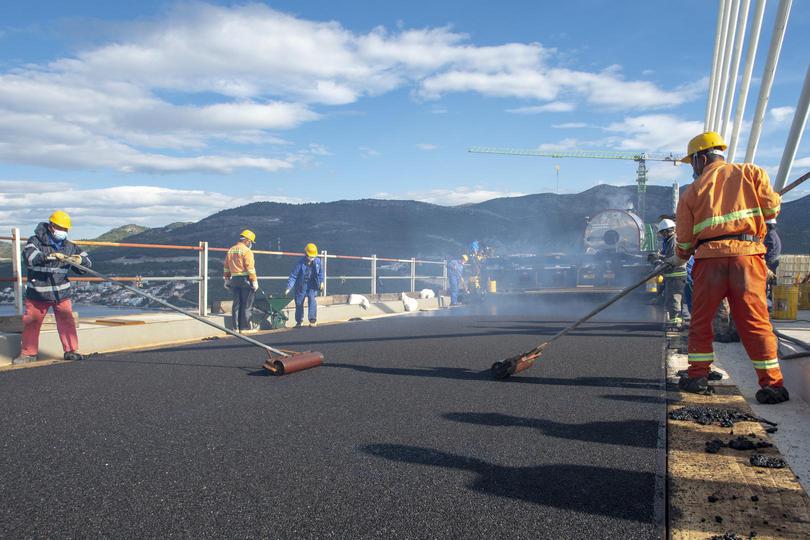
[
  {"left": 447, "top": 254, "right": 468, "bottom": 306},
  {"left": 285, "top": 243, "right": 324, "bottom": 328}
]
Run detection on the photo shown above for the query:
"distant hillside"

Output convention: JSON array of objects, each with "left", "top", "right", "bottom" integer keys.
[
  {"left": 87, "top": 185, "right": 680, "bottom": 265},
  {"left": 85, "top": 185, "right": 810, "bottom": 269},
  {"left": 779, "top": 195, "right": 810, "bottom": 253},
  {"left": 82, "top": 224, "right": 150, "bottom": 246}
]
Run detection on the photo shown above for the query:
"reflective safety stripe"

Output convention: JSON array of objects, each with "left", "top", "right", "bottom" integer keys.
[
  {"left": 26, "top": 282, "right": 71, "bottom": 293},
  {"left": 26, "top": 247, "right": 41, "bottom": 265},
  {"left": 664, "top": 271, "right": 687, "bottom": 278},
  {"left": 762, "top": 205, "right": 780, "bottom": 216},
  {"left": 692, "top": 207, "right": 762, "bottom": 235},
  {"left": 688, "top": 353, "right": 714, "bottom": 362},
  {"left": 29, "top": 266, "right": 68, "bottom": 273},
  {"left": 230, "top": 272, "right": 249, "bottom": 277},
  {"left": 677, "top": 241, "right": 692, "bottom": 250},
  {"left": 751, "top": 359, "right": 780, "bottom": 370}
]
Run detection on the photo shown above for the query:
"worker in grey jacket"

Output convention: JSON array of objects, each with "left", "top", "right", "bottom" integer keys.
[{"left": 656, "top": 219, "right": 688, "bottom": 328}]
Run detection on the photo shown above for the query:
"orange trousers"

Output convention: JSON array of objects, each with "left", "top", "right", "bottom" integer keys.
[{"left": 688, "top": 255, "right": 783, "bottom": 388}]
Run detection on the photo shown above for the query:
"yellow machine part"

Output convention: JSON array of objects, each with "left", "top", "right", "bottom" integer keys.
[
  {"left": 798, "top": 282, "right": 810, "bottom": 310},
  {"left": 772, "top": 284, "right": 799, "bottom": 320}
]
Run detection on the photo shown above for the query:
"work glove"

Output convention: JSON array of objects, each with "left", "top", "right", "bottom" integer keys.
[
  {"left": 319, "top": 282, "right": 325, "bottom": 292},
  {"left": 251, "top": 280, "right": 259, "bottom": 291},
  {"left": 224, "top": 279, "right": 231, "bottom": 290},
  {"left": 46, "top": 252, "right": 67, "bottom": 262},
  {"left": 664, "top": 255, "right": 687, "bottom": 269},
  {"left": 66, "top": 255, "right": 83, "bottom": 266},
  {"left": 284, "top": 288, "right": 291, "bottom": 296},
  {"left": 766, "top": 268, "right": 777, "bottom": 282}
]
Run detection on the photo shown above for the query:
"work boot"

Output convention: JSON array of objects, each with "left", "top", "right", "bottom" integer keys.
[
  {"left": 63, "top": 351, "right": 83, "bottom": 361},
  {"left": 309, "top": 321, "right": 317, "bottom": 328},
  {"left": 12, "top": 354, "right": 37, "bottom": 365},
  {"left": 755, "top": 386, "right": 790, "bottom": 405},
  {"left": 294, "top": 322, "right": 303, "bottom": 328},
  {"left": 677, "top": 376, "right": 715, "bottom": 395}
]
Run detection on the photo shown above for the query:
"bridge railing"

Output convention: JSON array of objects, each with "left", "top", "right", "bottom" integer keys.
[{"left": 0, "top": 228, "right": 448, "bottom": 317}]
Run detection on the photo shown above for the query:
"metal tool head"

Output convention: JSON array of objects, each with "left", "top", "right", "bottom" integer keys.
[
  {"left": 491, "top": 343, "right": 547, "bottom": 380},
  {"left": 262, "top": 350, "right": 324, "bottom": 375}
]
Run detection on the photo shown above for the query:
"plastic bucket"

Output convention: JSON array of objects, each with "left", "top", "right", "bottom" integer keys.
[{"left": 772, "top": 284, "right": 798, "bottom": 320}]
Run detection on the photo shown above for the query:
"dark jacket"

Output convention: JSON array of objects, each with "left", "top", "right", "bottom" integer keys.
[
  {"left": 764, "top": 224, "right": 781, "bottom": 271},
  {"left": 22, "top": 222, "right": 91, "bottom": 302},
  {"left": 286, "top": 256, "right": 323, "bottom": 293}
]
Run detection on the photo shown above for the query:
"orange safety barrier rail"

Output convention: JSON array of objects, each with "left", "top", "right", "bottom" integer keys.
[{"left": 1, "top": 229, "right": 448, "bottom": 317}]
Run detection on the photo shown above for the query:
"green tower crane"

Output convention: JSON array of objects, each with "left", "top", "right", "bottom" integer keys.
[{"left": 468, "top": 146, "right": 680, "bottom": 221}]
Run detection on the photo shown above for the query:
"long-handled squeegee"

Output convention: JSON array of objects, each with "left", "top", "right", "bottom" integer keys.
[
  {"left": 492, "top": 173, "right": 810, "bottom": 380},
  {"left": 67, "top": 262, "right": 323, "bottom": 375},
  {"left": 491, "top": 266, "right": 666, "bottom": 380}
]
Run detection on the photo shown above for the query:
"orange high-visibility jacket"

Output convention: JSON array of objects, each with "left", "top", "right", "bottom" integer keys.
[
  {"left": 224, "top": 242, "right": 256, "bottom": 281},
  {"left": 676, "top": 160, "right": 780, "bottom": 260}
]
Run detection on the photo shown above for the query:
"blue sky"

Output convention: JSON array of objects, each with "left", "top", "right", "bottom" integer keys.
[{"left": 1, "top": 0, "right": 808, "bottom": 238}]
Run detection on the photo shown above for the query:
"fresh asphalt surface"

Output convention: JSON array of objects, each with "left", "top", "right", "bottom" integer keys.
[{"left": 0, "top": 298, "right": 664, "bottom": 538}]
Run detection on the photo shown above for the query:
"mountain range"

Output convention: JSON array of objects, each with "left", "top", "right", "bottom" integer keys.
[{"left": 83, "top": 184, "right": 808, "bottom": 275}]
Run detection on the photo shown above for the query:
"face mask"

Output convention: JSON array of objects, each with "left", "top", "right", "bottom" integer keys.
[{"left": 52, "top": 229, "right": 68, "bottom": 241}]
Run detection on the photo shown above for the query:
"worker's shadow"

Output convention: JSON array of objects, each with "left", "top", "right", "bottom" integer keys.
[
  {"left": 362, "top": 443, "right": 654, "bottom": 522},
  {"left": 443, "top": 412, "right": 659, "bottom": 449},
  {"left": 327, "top": 363, "right": 660, "bottom": 389}
]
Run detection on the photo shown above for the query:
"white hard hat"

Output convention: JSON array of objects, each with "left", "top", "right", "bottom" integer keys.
[{"left": 658, "top": 218, "right": 676, "bottom": 232}]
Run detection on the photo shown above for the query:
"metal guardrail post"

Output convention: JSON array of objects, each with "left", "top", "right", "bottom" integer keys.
[
  {"left": 198, "top": 241, "right": 209, "bottom": 316},
  {"left": 321, "top": 250, "right": 328, "bottom": 296},
  {"left": 371, "top": 254, "right": 377, "bottom": 295},
  {"left": 410, "top": 258, "right": 416, "bottom": 293},
  {"left": 12, "top": 227, "right": 23, "bottom": 315},
  {"left": 442, "top": 261, "right": 448, "bottom": 294}
]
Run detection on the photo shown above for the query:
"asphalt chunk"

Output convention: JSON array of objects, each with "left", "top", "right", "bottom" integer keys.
[{"left": 749, "top": 454, "right": 787, "bottom": 469}]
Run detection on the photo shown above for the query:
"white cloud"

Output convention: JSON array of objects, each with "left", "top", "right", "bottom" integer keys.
[
  {"left": 537, "top": 138, "right": 579, "bottom": 152},
  {"left": 507, "top": 102, "right": 575, "bottom": 114},
  {"left": 376, "top": 186, "right": 525, "bottom": 205},
  {"left": 604, "top": 114, "right": 702, "bottom": 153},
  {"left": 769, "top": 106, "right": 795, "bottom": 124},
  {"left": 0, "top": 3, "right": 702, "bottom": 175},
  {"left": 792, "top": 156, "right": 810, "bottom": 168},
  {"left": 416, "top": 143, "right": 438, "bottom": 150},
  {"left": 552, "top": 122, "right": 588, "bottom": 129},
  {"left": 359, "top": 146, "right": 380, "bottom": 157},
  {"left": 0, "top": 184, "right": 304, "bottom": 238}
]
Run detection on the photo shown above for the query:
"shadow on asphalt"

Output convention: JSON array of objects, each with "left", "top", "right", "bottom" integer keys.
[
  {"left": 443, "top": 412, "right": 658, "bottom": 448},
  {"left": 362, "top": 443, "right": 654, "bottom": 522},
  {"left": 326, "top": 363, "right": 660, "bottom": 389}
]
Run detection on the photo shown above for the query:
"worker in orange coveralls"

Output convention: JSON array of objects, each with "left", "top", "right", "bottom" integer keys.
[{"left": 671, "top": 132, "right": 787, "bottom": 404}]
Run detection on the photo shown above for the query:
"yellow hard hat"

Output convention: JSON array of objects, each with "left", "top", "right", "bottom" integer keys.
[
  {"left": 49, "top": 210, "right": 72, "bottom": 229},
  {"left": 305, "top": 243, "right": 318, "bottom": 257},
  {"left": 461, "top": 254, "right": 469, "bottom": 263},
  {"left": 240, "top": 229, "right": 256, "bottom": 242},
  {"left": 680, "top": 131, "right": 727, "bottom": 163}
]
